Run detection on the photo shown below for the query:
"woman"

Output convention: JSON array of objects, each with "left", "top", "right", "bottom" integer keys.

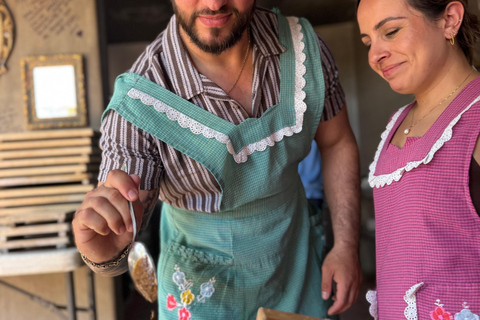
[{"left": 357, "top": 0, "right": 480, "bottom": 319}]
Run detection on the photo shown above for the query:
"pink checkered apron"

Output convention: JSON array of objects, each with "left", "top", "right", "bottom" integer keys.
[{"left": 367, "top": 78, "right": 480, "bottom": 320}]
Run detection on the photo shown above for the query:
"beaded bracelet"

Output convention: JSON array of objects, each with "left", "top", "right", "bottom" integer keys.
[{"left": 80, "top": 243, "right": 132, "bottom": 270}]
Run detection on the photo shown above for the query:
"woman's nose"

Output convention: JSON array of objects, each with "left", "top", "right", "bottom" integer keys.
[{"left": 368, "top": 41, "right": 390, "bottom": 67}]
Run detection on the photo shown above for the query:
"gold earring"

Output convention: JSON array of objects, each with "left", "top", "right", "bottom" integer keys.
[{"left": 450, "top": 32, "right": 455, "bottom": 46}]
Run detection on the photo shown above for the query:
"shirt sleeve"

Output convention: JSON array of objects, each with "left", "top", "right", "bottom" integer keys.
[
  {"left": 316, "top": 33, "right": 346, "bottom": 122},
  {"left": 97, "top": 110, "right": 163, "bottom": 191}
]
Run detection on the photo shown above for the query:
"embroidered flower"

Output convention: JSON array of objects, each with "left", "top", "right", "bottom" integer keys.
[
  {"left": 431, "top": 307, "right": 453, "bottom": 320},
  {"left": 455, "top": 309, "right": 480, "bottom": 320},
  {"left": 200, "top": 279, "right": 215, "bottom": 298},
  {"left": 173, "top": 269, "right": 187, "bottom": 287},
  {"left": 167, "top": 266, "right": 216, "bottom": 318},
  {"left": 178, "top": 307, "right": 191, "bottom": 320},
  {"left": 167, "top": 294, "right": 178, "bottom": 311},
  {"left": 181, "top": 290, "right": 195, "bottom": 305}
]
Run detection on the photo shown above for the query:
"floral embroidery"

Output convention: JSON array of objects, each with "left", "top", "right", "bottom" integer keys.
[
  {"left": 455, "top": 303, "right": 479, "bottom": 320},
  {"left": 167, "top": 294, "right": 179, "bottom": 311},
  {"left": 431, "top": 308, "right": 453, "bottom": 320},
  {"left": 197, "top": 279, "right": 216, "bottom": 303},
  {"left": 178, "top": 307, "right": 191, "bottom": 320},
  {"left": 166, "top": 265, "right": 216, "bottom": 319},
  {"left": 181, "top": 290, "right": 195, "bottom": 305},
  {"left": 428, "top": 301, "right": 480, "bottom": 320},
  {"left": 431, "top": 300, "right": 453, "bottom": 320}
]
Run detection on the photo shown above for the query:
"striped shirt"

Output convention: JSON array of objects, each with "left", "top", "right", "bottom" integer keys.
[{"left": 98, "top": 7, "right": 345, "bottom": 213}]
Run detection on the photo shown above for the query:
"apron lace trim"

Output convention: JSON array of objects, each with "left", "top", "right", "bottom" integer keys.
[
  {"left": 366, "top": 290, "right": 378, "bottom": 319},
  {"left": 404, "top": 282, "right": 424, "bottom": 320},
  {"left": 368, "top": 95, "right": 480, "bottom": 188},
  {"left": 126, "top": 17, "right": 307, "bottom": 164}
]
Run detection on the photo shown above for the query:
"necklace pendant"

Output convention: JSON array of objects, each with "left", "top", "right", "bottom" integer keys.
[{"left": 404, "top": 128, "right": 410, "bottom": 135}]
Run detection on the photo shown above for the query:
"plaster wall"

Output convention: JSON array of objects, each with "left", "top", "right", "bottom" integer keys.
[
  {"left": 0, "top": 267, "right": 116, "bottom": 320},
  {"left": 0, "top": 0, "right": 105, "bottom": 133}
]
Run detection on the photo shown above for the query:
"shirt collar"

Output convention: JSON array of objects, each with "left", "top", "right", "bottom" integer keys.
[{"left": 161, "top": 8, "right": 286, "bottom": 101}]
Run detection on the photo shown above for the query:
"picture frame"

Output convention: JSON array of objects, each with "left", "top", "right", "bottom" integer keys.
[{"left": 21, "top": 54, "right": 88, "bottom": 130}]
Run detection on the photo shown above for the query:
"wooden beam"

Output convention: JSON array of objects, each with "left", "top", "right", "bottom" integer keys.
[
  {"left": 0, "top": 173, "right": 94, "bottom": 187},
  {"left": 0, "top": 184, "right": 93, "bottom": 199},
  {"left": 0, "top": 203, "right": 80, "bottom": 215},
  {"left": 0, "top": 155, "right": 101, "bottom": 169},
  {"left": 0, "top": 128, "right": 97, "bottom": 142},
  {"left": 0, "top": 212, "right": 69, "bottom": 224},
  {"left": 0, "top": 137, "right": 98, "bottom": 151},
  {"left": 0, "top": 236, "right": 70, "bottom": 250},
  {"left": 0, "top": 222, "right": 70, "bottom": 237},
  {"left": 0, "top": 146, "right": 99, "bottom": 160},
  {"left": 0, "top": 194, "right": 86, "bottom": 208}
]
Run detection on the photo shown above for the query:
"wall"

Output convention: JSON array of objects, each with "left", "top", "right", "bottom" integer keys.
[
  {"left": 0, "top": 1, "right": 116, "bottom": 319},
  {"left": 0, "top": 0, "right": 105, "bottom": 133},
  {"left": 0, "top": 267, "right": 117, "bottom": 320}
]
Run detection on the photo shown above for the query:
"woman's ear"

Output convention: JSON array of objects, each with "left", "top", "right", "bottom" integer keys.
[{"left": 443, "top": 1, "right": 465, "bottom": 40}]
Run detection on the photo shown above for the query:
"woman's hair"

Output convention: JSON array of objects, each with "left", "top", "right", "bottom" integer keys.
[{"left": 357, "top": 0, "right": 480, "bottom": 63}]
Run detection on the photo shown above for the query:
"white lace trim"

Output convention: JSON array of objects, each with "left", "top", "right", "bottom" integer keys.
[
  {"left": 366, "top": 290, "right": 378, "bottom": 320},
  {"left": 404, "top": 282, "right": 424, "bottom": 320},
  {"left": 126, "top": 17, "right": 307, "bottom": 164},
  {"left": 369, "top": 95, "right": 480, "bottom": 188}
]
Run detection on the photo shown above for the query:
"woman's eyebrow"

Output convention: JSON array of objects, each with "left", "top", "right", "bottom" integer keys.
[
  {"left": 374, "top": 16, "right": 407, "bottom": 30},
  {"left": 360, "top": 16, "right": 407, "bottom": 38}
]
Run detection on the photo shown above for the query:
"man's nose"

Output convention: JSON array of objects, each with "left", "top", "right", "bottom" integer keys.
[{"left": 201, "top": 0, "right": 229, "bottom": 12}]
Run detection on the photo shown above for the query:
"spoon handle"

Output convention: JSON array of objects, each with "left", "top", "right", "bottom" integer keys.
[{"left": 120, "top": 162, "right": 137, "bottom": 241}]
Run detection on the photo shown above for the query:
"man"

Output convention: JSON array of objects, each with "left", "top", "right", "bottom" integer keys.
[{"left": 72, "top": 1, "right": 362, "bottom": 319}]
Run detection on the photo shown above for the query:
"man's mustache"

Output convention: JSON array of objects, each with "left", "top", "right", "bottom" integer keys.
[{"left": 193, "top": 6, "right": 237, "bottom": 17}]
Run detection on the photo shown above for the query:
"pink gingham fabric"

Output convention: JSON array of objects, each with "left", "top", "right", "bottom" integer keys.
[{"left": 368, "top": 77, "right": 480, "bottom": 319}]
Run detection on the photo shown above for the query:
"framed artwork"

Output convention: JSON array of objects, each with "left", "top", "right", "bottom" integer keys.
[{"left": 20, "top": 54, "right": 87, "bottom": 130}]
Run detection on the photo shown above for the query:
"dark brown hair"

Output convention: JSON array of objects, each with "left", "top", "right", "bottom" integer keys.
[{"left": 357, "top": 0, "right": 480, "bottom": 63}]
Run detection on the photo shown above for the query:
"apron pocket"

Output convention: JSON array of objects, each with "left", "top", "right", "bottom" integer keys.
[
  {"left": 413, "top": 282, "right": 480, "bottom": 320},
  {"left": 158, "top": 241, "right": 235, "bottom": 319}
]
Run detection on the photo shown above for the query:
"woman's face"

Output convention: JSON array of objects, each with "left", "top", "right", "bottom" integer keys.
[{"left": 357, "top": 0, "right": 448, "bottom": 95}]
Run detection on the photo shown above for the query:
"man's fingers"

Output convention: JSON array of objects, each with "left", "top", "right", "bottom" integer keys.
[
  {"left": 77, "top": 193, "right": 130, "bottom": 235},
  {"left": 130, "top": 174, "right": 141, "bottom": 187},
  {"left": 327, "top": 280, "right": 349, "bottom": 315},
  {"left": 103, "top": 169, "right": 139, "bottom": 202},
  {"left": 74, "top": 207, "right": 111, "bottom": 237},
  {"left": 321, "top": 265, "right": 334, "bottom": 300}
]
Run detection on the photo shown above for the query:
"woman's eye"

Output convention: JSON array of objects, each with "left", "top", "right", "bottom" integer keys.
[{"left": 386, "top": 29, "right": 399, "bottom": 37}]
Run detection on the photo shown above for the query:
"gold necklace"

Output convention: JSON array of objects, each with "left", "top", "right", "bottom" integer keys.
[
  {"left": 227, "top": 32, "right": 250, "bottom": 95},
  {"left": 404, "top": 68, "right": 474, "bottom": 135}
]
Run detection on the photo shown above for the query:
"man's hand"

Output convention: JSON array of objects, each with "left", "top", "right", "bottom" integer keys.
[
  {"left": 72, "top": 169, "right": 143, "bottom": 264},
  {"left": 321, "top": 245, "right": 362, "bottom": 315}
]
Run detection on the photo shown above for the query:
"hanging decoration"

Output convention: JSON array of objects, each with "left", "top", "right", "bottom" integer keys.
[{"left": 0, "top": 0, "right": 15, "bottom": 75}]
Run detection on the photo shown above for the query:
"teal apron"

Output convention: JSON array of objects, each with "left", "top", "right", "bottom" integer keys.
[{"left": 104, "top": 12, "right": 331, "bottom": 320}]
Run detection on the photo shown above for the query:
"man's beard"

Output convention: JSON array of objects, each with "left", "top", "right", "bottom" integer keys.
[{"left": 172, "top": 2, "right": 255, "bottom": 55}]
